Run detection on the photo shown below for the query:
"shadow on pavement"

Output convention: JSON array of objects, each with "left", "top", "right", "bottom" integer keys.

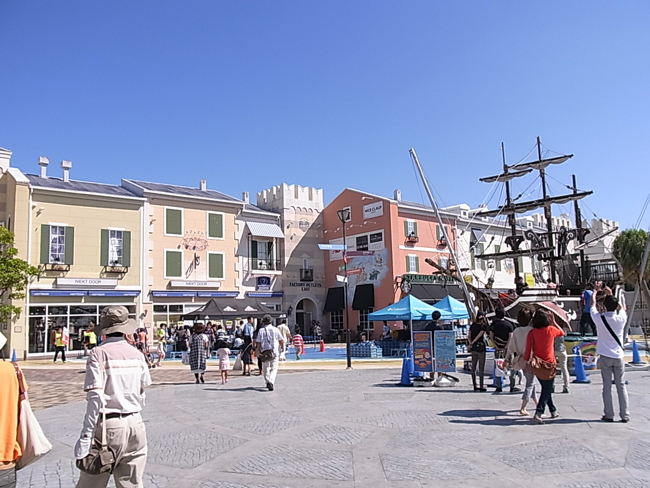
[
  {"left": 204, "top": 387, "right": 268, "bottom": 392},
  {"left": 440, "top": 409, "right": 593, "bottom": 426}
]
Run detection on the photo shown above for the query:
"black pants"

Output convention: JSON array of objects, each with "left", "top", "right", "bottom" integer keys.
[
  {"left": 580, "top": 312, "right": 596, "bottom": 336},
  {"left": 53, "top": 346, "right": 66, "bottom": 362},
  {"left": 536, "top": 378, "right": 557, "bottom": 416},
  {"left": 0, "top": 466, "right": 16, "bottom": 488},
  {"left": 471, "top": 351, "right": 486, "bottom": 388}
]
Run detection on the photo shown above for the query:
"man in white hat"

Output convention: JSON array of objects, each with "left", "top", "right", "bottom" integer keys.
[
  {"left": 254, "top": 314, "right": 284, "bottom": 391},
  {"left": 75, "top": 306, "right": 151, "bottom": 488}
]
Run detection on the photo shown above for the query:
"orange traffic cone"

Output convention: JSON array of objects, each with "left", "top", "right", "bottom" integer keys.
[{"left": 319, "top": 340, "right": 326, "bottom": 353}]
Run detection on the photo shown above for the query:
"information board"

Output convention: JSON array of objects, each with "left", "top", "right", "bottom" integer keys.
[
  {"left": 434, "top": 330, "right": 456, "bottom": 373},
  {"left": 412, "top": 331, "right": 434, "bottom": 373}
]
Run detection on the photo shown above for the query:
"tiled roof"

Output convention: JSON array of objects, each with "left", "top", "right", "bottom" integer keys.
[
  {"left": 125, "top": 179, "right": 241, "bottom": 202},
  {"left": 26, "top": 175, "right": 138, "bottom": 197}
]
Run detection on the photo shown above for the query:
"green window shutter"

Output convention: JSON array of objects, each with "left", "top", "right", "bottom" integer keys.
[
  {"left": 437, "top": 225, "right": 444, "bottom": 239},
  {"left": 166, "top": 251, "right": 182, "bottom": 277},
  {"left": 64, "top": 227, "right": 75, "bottom": 265},
  {"left": 406, "top": 255, "right": 410, "bottom": 272},
  {"left": 415, "top": 256, "right": 420, "bottom": 273},
  {"left": 100, "top": 229, "right": 109, "bottom": 266},
  {"left": 209, "top": 253, "right": 224, "bottom": 279},
  {"left": 40, "top": 225, "right": 50, "bottom": 264},
  {"left": 413, "top": 222, "right": 418, "bottom": 237},
  {"left": 495, "top": 245, "right": 501, "bottom": 271},
  {"left": 166, "top": 208, "right": 182, "bottom": 235},
  {"left": 477, "top": 243, "right": 485, "bottom": 270},
  {"left": 208, "top": 213, "right": 223, "bottom": 238},
  {"left": 122, "top": 231, "right": 131, "bottom": 268},
  {"left": 404, "top": 220, "right": 409, "bottom": 237},
  {"left": 251, "top": 240, "right": 258, "bottom": 258}
]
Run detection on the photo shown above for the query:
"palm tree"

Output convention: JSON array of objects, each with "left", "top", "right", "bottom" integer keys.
[{"left": 613, "top": 229, "right": 650, "bottom": 286}]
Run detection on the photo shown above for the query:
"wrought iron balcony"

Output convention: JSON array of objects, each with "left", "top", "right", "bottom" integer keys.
[{"left": 252, "top": 259, "right": 282, "bottom": 271}]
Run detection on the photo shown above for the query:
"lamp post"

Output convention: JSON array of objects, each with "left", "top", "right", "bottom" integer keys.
[{"left": 337, "top": 208, "right": 353, "bottom": 370}]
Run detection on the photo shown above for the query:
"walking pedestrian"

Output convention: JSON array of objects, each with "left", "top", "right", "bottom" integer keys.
[
  {"left": 243, "top": 316, "right": 255, "bottom": 344},
  {"left": 489, "top": 307, "right": 517, "bottom": 393},
  {"left": 468, "top": 312, "right": 488, "bottom": 392},
  {"left": 506, "top": 307, "right": 537, "bottom": 415},
  {"left": 525, "top": 308, "right": 565, "bottom": 424},
  {"left": 52, "top": 326, "right": 67, "bottom": 363},
  {"left": 277, "top": 319, "right": 292, "bottom": 361},
  {"left": 240, "top": 340, "right": 253, "bottom": 376},
  {"left": 216, "top": 340, "right": 231, "bottom": 384},
  {"left": 580, "top": 283, "right": 597, "bottom": 335},
  {"left": 590, "top": 283, "right": 630, "bottom": 422},
  {"left": 253, "top": 322, "right": 263, "bottom": 375},
  {"left": 189, "top": 324, "right": 209, "bottom": 384},
  {"left": 0, "top": 360, "right": 30, "bottom": 488},
  {"left": 254, "top": 314, "right": 284, "bottom": 391},
  {"left": 74, "top": 306, "right": 151, "bottom": 488}
]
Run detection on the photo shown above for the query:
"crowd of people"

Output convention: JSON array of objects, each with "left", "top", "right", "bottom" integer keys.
[{"left": 468, "top": 281, "right": 630, "bottom": 425}]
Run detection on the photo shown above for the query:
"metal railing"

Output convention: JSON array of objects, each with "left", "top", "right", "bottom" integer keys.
[{"left": 251, "top": 259, "right": 282, "bottom": 271}]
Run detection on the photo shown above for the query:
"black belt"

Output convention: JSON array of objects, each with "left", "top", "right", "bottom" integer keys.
[{"left": 104, "top": 412, "right": 136, "bottom": 419}]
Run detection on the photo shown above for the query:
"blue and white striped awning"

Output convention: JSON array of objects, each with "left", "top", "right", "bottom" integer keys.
[{"left": 247, "top": 292, "right": 283, "bottom": 298}]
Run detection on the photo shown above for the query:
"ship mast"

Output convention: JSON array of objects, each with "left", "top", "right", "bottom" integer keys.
[
  {"left": 502, "top": 142, "right": 520, "bottom": 278},
  {"left": 537, "top": 136, "right": 557, "bottom": 283}
]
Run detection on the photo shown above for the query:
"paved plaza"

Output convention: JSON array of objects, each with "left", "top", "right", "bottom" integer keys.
[{"left": 15, "top": 362, "right": 650, "bottom": 488}]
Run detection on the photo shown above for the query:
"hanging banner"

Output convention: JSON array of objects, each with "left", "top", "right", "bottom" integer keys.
[
  {"left": 412, "top": 331, "right": 434, "bottom": 373},
  {"left": 434, "top": 330, "right": 456, "bottom": 373}
]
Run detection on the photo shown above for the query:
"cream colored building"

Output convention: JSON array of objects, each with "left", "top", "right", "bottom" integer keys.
[{"left": 0, "top": 154, "right": 145, "bottom": 359}]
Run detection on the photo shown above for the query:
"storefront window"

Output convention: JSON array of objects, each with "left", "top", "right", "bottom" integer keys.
[
  {"left": 330, "top": 310, "right": 343, "bottom": 330},
  {"left": 29, "top": 306, "right": 46, "bottom": 316},
  {"left": 28, "top": 316, "right": 46, "bottom": 353},
  {"left": 359, "top": 308, "right": 374, "bottom": 334}
]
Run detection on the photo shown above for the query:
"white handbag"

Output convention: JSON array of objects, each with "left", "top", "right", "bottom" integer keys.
[
  {"left": 12, "top": 363, "right": 53, "bottom": 470},
  {"left": 233, "top": 352, "right": 242, "bottom": 371},
  {"left": 181, "top": 350, "right": 190, "bottom": 365}
]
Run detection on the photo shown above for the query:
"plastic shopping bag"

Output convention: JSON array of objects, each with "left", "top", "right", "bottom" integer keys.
[{"left": 181, "top": 350, "right": 190, "bottom": 365}]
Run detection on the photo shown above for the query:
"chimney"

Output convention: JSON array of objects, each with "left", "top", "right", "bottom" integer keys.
[
  {"left": 242, "top": 192, "right": 249, "bottom": 204},
  {"left": 200, "top": 179, "right": 207, "bottom": 191},
  {"left": 0, "top": 148, "right": 11, "bottom": 174},
  {"left": 38, "top": 156, "right": 49, "bottom": 178},
  {"left": 394, "top": 189, "right": 402, "bottom": 201},
  {"left": 61, "top": 160, "right": 72, "bottom": 182}
]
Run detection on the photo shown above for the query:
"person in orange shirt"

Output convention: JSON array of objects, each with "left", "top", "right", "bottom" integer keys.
[{"left": 0, "top": 361, "right": 28, "bottom": 488}]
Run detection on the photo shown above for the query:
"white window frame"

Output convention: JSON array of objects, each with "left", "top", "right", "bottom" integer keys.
[
  {"left": 406, "top": 220, "right": 416, "bottom": 236},
  {"left": 49, "top": 225, "right": 66, "bottom": 264},
  {"left": 206, "top": 211, "right": 225, "bottom": 240},
  {"left": 164, "top": 207, "right": 184, "bottom": 237},
  {"left": 330, "top": 310, "right": 343, "bottom": 330},
  {"left": 164, "top": 249, "right": 184, "bottom": 279},
  {"left": 108, "top": 229, "right": 124, "bottom": 266},
  {"left": 407, "top": 254, "right": 418, "bottom": 273},
  {"left": 207, "top": 251, "right": 226, "bottom": 279}
]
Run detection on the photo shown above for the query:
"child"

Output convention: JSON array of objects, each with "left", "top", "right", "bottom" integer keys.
[{"left": 216, "top": 341, "right": 231, "bottom": 384}]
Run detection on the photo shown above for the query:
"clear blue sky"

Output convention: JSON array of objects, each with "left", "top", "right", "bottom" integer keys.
[{"left": 1, "top": 1, "right": 649, "bottom": 230}]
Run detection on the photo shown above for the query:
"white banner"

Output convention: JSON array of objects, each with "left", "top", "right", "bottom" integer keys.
[{"left": 363, "top": 201, "right": 383, "bottom": 218}]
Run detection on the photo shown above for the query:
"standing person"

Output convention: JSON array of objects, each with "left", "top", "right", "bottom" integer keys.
[
  {"left": 176, "top": 326, "right": 189, "bottom": 352},
  {"left": 382, "top": 321, "right": 391, "bottom": 340},
  {"left": 0, "top": 361, "right": 29, "bottom": 488},
  {"left": 253, "top": 322, "right": 263, "bottom": 375},
  {"left": 215, "top": 341, "right": 231, "bottom": 384},
  {"left": 580, "top": 283, "right": 597, "bottom": 335},
  {"left": 292, "top": 332, "right": 304, "bottom": 360},
  {"left": 489, "top": 308, "right": 517, "bottom": 393},
  {"left": 74, "top": 306, "right": 151, "bottom": 488},
  {"left": 554, "top": 326, "right": 570, "bottom": 394},
  {"left": 240, "top": 339, "right": 253, "bottom": 376},
  {"left": 254, "top": 315, "right": 284, "bottom": 391},
  {"left": 515, "top": 276, "right": 529, "bottom": 296},
  {"left": 188, "top": 324, "right": 209, "bottom": 384},
  {"left": 234, "top": 320, "right": 244, "bottom": 339},
  {"left": 590, "top": 283, "right": 629, "bottom": 422},
  {"left": 524, "top": 308, "right": 565, "bottom": 424},
  {"left": 277, "top": 319, "right": 292, "bottom": 361},
  {"left": 154, "top": 330, "right": 166, "bottom": 368},
  {"left": 506, "top": 307, "right": 537, "bottom": 415},
  {"left": 243, "top": 316, "right": 255, "bottom": 344},
  {"left": 52, "top": 326, "right": 67, "bottom": 363},
  {"left": 468, "top": 312, "right": 488, "bottom": 392}
]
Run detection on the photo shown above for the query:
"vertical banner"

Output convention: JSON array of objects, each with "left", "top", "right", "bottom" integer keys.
[
  {"left": 412, "top": 331, "right": 434, "bottom": 373},
  {"left": 434, "top": 330, "right": 456, "bottom": 373}
]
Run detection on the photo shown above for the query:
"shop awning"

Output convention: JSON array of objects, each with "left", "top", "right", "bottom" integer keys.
[
  {"left": 151, "top": 291, "right": 197, "bottom": 297},
  {"left": 88, "top": 290, "right": 140, "bottom": 297},
  {"left": 409, "top": 283, "right": 465, "bottom": 303},
  {"left": 247, "top": 292, "right": 283, "bottom": 298},
  {"left": 246, "top": 221, "right": 285, "bottom": 239},
  {"left": 352, "top": 283, "right": 375, "bottom": 311},
  {"left": 31, "top": 289, "right": 87, "bottom": 297},
  {"left": 197, "top": 291, "right": 239, "bottom": 298},
  {"left": 182, "top": 297, "right": 280, "bottom": 319},
  {"left": 323, "top": 287, "right": 345, "bottom": 312}
]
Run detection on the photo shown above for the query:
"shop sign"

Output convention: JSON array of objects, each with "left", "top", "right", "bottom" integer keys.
[
  {"left": 434, "top": 330, "right": 456, "bottom": 373},
  {"left": 289, "top": 282, "right": 323, "bottom": 292},
  {"left": 346, "top": 268, "right": 362, "bottom": 276},
  {"left": 369, "top": 231, "right": 384, "bottom": 251},
  {"left": 170, "top": 280, "right": 222, "bottom": 288},
  {"left": 402, "top": 274, "right": 458, "bottom": 284},
  {"left": 256, "top": 276, "right": 271, "bottom": 291},
  {"left": 56, "top": 278, "right": 118, "bottom": 287},
  {"left": 413, "top": 331, "right": 433, "bottom": 373},
  {"left": 363, "top": 201, "right": 383, "bottom": 218}
]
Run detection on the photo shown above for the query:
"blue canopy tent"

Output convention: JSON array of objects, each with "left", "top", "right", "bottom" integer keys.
[
  {"left": 432, "top": 295, "right": 470, "bottom": 321},
  {"left": 368, "top": 294, "right": 437, "bottom": 321}
]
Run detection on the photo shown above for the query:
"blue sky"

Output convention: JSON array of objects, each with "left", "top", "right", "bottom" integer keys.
[{"left": 1, "top": 1, "right": 649, "bottom": 230}]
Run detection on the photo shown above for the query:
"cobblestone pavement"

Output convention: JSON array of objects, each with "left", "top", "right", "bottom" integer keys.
[{"left": 16, "top": 365, "right": 650, "bottom": 487}]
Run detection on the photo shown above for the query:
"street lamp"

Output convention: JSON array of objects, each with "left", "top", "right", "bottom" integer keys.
[{"left": 337, "top": 208, "right": 353, "bottom": 370}]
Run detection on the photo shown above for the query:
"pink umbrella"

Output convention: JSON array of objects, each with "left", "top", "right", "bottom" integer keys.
[{"left": 535, "top": 301, "right": 569, "bottom": 328}]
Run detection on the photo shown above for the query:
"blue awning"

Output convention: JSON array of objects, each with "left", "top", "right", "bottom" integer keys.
[
  {"left": 88, "top": 290, "right": 141, "bottom": 297},
  {"left": 247, "top": 292, "right": 283, "bottom": 298},
  {"left": 197, "top": 291, "right": 239, "bottom": 298},
  {"left": 31, "top": 290, "right": 88, "bottom": 297},
  {"left": 151, "top": 291, "right": 197, "bottom": 297}
]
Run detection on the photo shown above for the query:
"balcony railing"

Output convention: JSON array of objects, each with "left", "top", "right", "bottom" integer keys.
[{"left": 252, "top": 259, "right": 282, "bottom": 271}]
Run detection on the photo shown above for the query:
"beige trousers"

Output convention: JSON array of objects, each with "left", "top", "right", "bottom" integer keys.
[
  {"left": 76, "top": 412, "right": 147, "bottom": 488},
  {"left": 262, "top": 357, "right": 279, "bottom": 385}
]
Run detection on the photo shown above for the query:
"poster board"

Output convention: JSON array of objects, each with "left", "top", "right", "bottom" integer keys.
[
  {"left": 412, "top": 331, "right": 434, "bottom": 373},
  {"left": 434, "top": 330, "right": 456, "bottom": 373}
]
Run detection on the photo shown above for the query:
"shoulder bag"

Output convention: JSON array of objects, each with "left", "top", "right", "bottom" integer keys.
[
  {"left": 258, "top": 327, "right": 277, "bottom": 362},
  {"left": 468, "top": 330, "right": 486, "bottom": 353},
  {"left": 76, "top": 348, "right": 117, "bottom": 475},
  {"left": 12, "top": 363, "right": 53, "bottom": 470},
  {"left": 528, "top": 332, "right": 557, "bottom": 381}
]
